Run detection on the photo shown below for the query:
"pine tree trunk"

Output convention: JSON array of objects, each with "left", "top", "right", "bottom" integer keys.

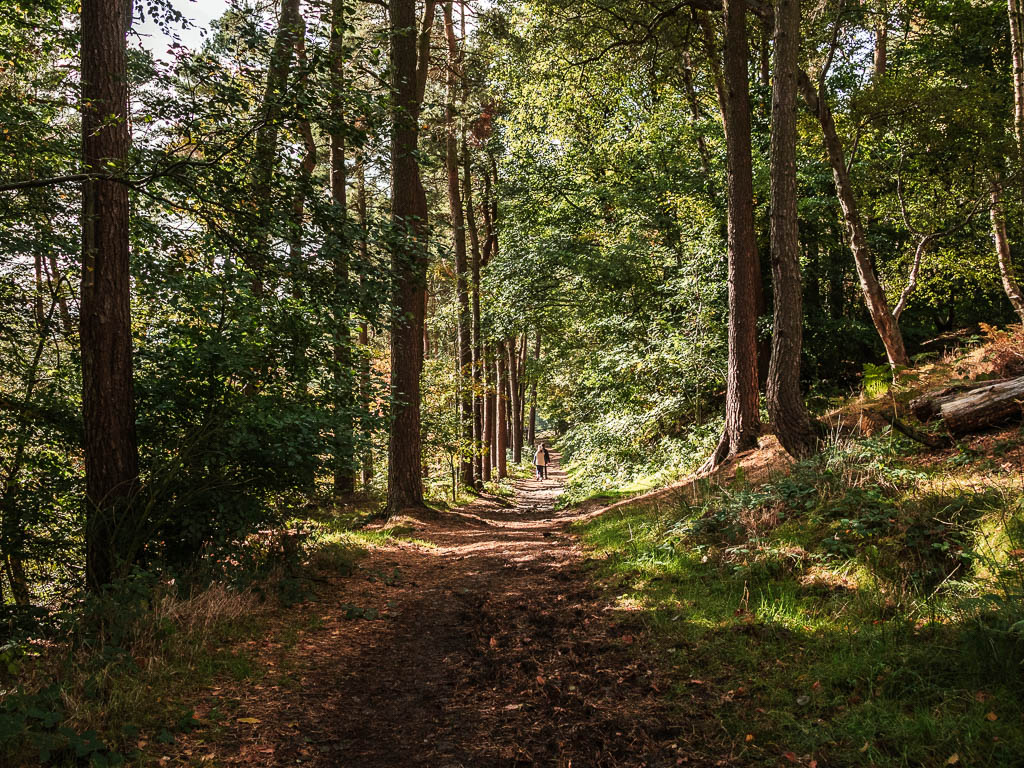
[
  {"left": 767, "top": 0, "right": 816, "bottom": 458},
  {"left": 797, "top": 70, "right": 910, "bottom": 368},
  {"left": 443, "top": 2, "right": 473, "bottom": 488},
  {"left": 331, "top": 0, "right": 355, "bottom": 496},
  {"left": 356, "top": 159, "right": 374, "bottom": 489},
  {"left": 496, "top": 347, "right": 508, "bottom": 479},
  {"left": 528, "top": 330, "right": 540, "bottom": 446},
  {"left": 81, "top": 0, "right": 139, "bottom": 590},
  {"left": 483, "top": 347, "right": 494, "bottom": 481},
  {"left": 507, "top": 337, "right": 522, "bottom": 464},
  {"left": 874, "top": 0, "right": 888, "bottom": 78},
  {"left": 465, "top": 149, "right": 484, "bottom": 485},
  {"left": 386, "top": 0, "right": 434, "bottom": 514},
  {"left": 703, "top": 0, "right": 762, "bottom": 472},
  {"left": 289, "top": 20, "right": 316, "bottom": 400}
]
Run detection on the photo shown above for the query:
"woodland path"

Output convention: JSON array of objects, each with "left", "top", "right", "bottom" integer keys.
[{"left": 179, "top": 455, "right": 708, "bottom": 768}]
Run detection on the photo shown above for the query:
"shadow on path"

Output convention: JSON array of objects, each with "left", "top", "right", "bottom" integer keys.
[{"left": 179, "top": 454, "right": 718, "bottom": 767}]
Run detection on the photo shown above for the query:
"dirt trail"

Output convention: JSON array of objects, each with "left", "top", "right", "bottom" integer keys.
[{"left": 183, "top": 455, "right": 704, "bottom": 767}]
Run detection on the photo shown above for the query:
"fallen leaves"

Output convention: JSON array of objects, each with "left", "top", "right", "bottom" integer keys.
[{"left": 236, "top": 717, "right": 262, "bottom": 724}]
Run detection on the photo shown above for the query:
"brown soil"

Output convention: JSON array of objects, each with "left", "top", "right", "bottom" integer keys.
[{"left": 170, "top": 455, "right": 718, "bottom": 768}]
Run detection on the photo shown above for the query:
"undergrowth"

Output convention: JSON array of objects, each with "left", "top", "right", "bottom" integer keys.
[
  {"left": 0, "top": 506, "right": 400, "bottom": 767},
  {"left": 578, "top": 431, "right": 1024, "bottom": 767}
]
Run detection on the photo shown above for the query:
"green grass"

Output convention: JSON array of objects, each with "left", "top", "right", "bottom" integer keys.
[{"left": 576, "top": 434, "right": 1024, "bottom": 767}]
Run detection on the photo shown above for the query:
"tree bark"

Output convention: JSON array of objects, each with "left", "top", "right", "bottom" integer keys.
[
  {"left": 386, "top": 0, "right": 435, "bottom": 514},
  {"left": 496, "top": 346, "right": 508, "bottom": 479},
  {"left": 356, "top": 158, "right": 374, "bottom": 489},
  {"left": 81, "top": 0, "right": 139, "bottom": 590},
  {"left": 702, "top": 0, "right": 762, "bottom": 472},
  {"left": 766, "top": 0, "right": 816, "bottom": 458},
  {"left": 873, "top": 0, "right": 888, "bottom": 79},
  {"left": 443, "top": 2, "right": 474, "bottom": 488},
  {"left": 289, "top": 23, "right": 316, "bottom": 400},
  {"left": 528, "top": 330, "right": 540, "bottom": 446},
  {"left": 990, "top": 178, "right": 1024, "bottom": 323},
  {"left": 507, "top": 337, "right": 523, "bottom": 464},
  {"left": 483, "top": 346, "right": 495, "bottom": 481},
  {"left": 465, "top": 150, "right": 484, "bottom": 484},
  {"left": 797, "top": 70, "right": 910, "bottom": 368},
  {"left": 331, "top": 0, "right": 356, "bottom": 496},
  {"left": 996, "top": 0, "right": 1024, "bottom": 323}
]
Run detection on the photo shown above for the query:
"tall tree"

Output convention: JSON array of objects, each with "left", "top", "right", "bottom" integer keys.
[
  {"left": 797, "top": 68, "right": 910, "bottom": 368},
  {"left": 443, "top": 1, "right": 474, "bottom": 488},
  {"left": 356, "top": 158, "right": 375, "bottom": 489},
  {"left": 507, "top": 335, "right": 523, "bottom": 463},
  {"left": 331, "top": 0, "right": 356, "bottom": 495},
  {"left": 495, "top": 348, "right": 508, "bottom": 478},
  {"left": 702, "top": 0, "right": 762, "bottom": 471},
  {"left": 992, "top": 0, "right": 1024, "bottom": 323},
  {"left": 465, "top": 155, "right": 485, "bottom": 484},
  {"left": 767, "top": 0, "right": 816, "bottom": 457},
  {"left": 386, "top": 0, "right": 436, "bottom": 514},
  {"left": 81, "top": 0, "right": 139, "bottom": 590}
]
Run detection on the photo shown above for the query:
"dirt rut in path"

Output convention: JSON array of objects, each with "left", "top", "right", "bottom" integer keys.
[{"left": 181, "top": 456, "right": 705, "bottom": 767}]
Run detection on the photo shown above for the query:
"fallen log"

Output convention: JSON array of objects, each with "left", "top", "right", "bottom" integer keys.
[
  {"left": 909, "top": 377, "right": 1014, "bottom": 422},
  {"left": 912, "top": 376, "right": 1024, "bottom": 436}
]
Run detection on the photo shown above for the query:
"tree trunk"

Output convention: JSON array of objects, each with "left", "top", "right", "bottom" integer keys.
[
  {"left": 483, "top": 346, "right": 495, "bottom": 481},
  {"left": 873, "top": 0, "right": 888, "bottom": 79},
  {"left": 386, "top": 0, "right": 434, "bottom": 514},
  {"left": 81, "top": 0, "right": 139, "bottom": 590},
  {"left": 797, "top": 70, "right": 910, "bottom": 368},
  {"left": 507, "top": 337, "right": 522, "bottom": 464},
  {"left": 703, "top": 0, "right": 762, "bottom": 471},
  {"left": 465, "top": 148, "right": 484, "bottom": 484},
  {"left": 287, "top": 28, "right": 316, "bottom": 267},
  {"left": 330, "top": 0, "right": 356, "bottom": 496},
  {"left": 997, "top": 0, "right": 1024, "bottom": 323},
  {"left": 990, "top": 179, "right": 1024, "bottom": 323},
  {"left": 766, "top": 0, "right": 816, "bottom": 458},
  {"left": 528, "top": 330, "right": 540, "bottom": 446},
  {"left": 289, "top": 23, "right": 316, "bottom": 401},
  {"left": 356, "top": 159, "right": 374, "bottom": 489},
  {"left": 496, "top": 347, "right": 508, "bottom": 479},
  {"left": 443, "top": 2, "right": 473, "bottom": 488}
]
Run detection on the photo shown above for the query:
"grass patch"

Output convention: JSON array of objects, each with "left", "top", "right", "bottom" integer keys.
[
  {"left": 1, "top": 579, "right": 262, "bottom": 767},
  {"left": 577, "top": 433, "right": 1024, "bottom": 767}
]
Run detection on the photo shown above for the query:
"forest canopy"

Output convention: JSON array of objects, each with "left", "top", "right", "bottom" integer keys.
[{"left": 1, "top": 0, "right": 1023, "bottom": 606}]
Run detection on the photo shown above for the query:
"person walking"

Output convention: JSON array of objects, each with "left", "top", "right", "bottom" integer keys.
[
  {"left": 541, "top": 444, "right": 551, "bottom": 479},
  {"left": 534, "top": 443, "right": 547, "bottom": 481}
]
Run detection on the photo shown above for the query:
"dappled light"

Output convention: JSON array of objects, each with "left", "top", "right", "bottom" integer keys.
[{"left": 4, "top": 0, "right": 1024, "bottom": 765}]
